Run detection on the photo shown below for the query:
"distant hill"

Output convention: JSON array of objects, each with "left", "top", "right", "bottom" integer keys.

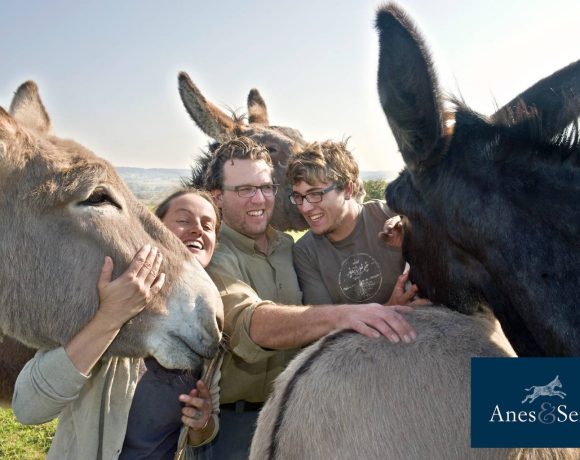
[
  {"left": 116, "top": 167, "right": 191, "bottom": 207},
  {"left": 116, "top": 166, "right": 398, "bottom": 206}
]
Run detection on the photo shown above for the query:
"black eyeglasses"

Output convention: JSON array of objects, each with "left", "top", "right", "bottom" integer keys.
[
  {"left": 289, "top": 183, "right": 338, "bottom": 205},
  {"left": 222, "top": 184, "right": 279, "bottom": 198}
]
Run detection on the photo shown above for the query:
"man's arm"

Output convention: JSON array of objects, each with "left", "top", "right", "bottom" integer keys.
[
  {"left": 208, "top": 245, "right": 416, "bottom": 355},
  {"left": 250, "top": 302, "right": 416, "bottom": 350},
  {"left": 207, "top": 255, "right": 281, "bottom": 363}
]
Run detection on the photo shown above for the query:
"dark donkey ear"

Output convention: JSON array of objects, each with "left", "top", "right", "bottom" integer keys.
[
  {"left": 247, "top": 88, "right": 269, "bottom": 125},
  {"left": 492, "top": 59, "right": 580, "bottom": 137},
  {"left": 178, "top": 71, "right": 235, "bottom": 142},
  {"left": 375, "top": 4, "right": 445, "bottom": 172}
]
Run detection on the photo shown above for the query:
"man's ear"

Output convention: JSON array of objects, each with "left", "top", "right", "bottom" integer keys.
[
  {"left": 344, "top": 181, "right": 354, "bottom": 200},
  {"left": 211, "top": 189, "right": 224, "bottom": 208}
]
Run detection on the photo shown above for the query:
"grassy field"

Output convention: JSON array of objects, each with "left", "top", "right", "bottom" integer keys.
[{"left": 0, "top": 407, "right": 56, "bottom": 459}]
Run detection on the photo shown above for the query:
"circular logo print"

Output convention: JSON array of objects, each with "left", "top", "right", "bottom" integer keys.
[{"left": 338, "top": 253, "right": 382, "bottom": 302}]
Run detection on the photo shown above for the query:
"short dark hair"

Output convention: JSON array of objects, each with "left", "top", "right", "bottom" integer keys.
[
  {"left": 203, "top": 136, "right": 273, "bottom": 190},
  {"left": 155, "top": 187, "right": 221, "bottom": 233}
]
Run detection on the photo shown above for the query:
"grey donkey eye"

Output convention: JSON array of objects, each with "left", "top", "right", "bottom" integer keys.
[{"left": 79, "top": 188, "right": 121, "bottom": 209}]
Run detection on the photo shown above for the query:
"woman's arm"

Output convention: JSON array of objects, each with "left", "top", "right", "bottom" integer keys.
[
  {"left": 12, "top": 246, "right": 164, "bottom": 424},
  {"left": 65, "top": 246, "right": 164, "bottom": 375}
]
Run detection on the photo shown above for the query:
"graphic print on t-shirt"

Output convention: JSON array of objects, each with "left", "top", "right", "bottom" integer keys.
[{"left": 338, "top": 253, "right": 382, "bottom": 302}]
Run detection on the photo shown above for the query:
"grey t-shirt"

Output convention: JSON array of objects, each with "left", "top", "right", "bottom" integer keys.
[{"left": 293, "top": 200, "right": 405, "bottom": 305}]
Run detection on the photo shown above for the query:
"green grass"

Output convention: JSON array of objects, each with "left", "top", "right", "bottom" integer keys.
[
  {"left": 0, "top": 407, "right": 56, "bottom": 460},
  {"left": 286, "top": 229, "right": 307, "bottom": 242}
]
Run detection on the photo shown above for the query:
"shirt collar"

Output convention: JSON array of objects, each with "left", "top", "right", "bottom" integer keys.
[{"left": 220, "top": 222, "right": 281, "bottom": 255}]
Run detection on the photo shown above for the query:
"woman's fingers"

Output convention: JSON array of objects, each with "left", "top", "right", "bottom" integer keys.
[
  {"left": 143, "top": 250, "right": 163, "bottom": 287},
  {"left": 97, "top": 256, "right": 114, "bottom": 289},
  {"left": 122, "top": 245, "right": 153, "bottom": 279},
  {"left": 123, "top": 245, "right": 166, "bottom": 293},
  {"left": 150, "top": 273, "right": 166, "bottom": 296},
  {"left": 135, "top": 245, "right": 159, "bottom": 280}
]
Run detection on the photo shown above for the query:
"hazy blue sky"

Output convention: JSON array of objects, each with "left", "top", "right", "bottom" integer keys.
[{"left": 1, "top": 1, "right": 578, "bottom": 173}]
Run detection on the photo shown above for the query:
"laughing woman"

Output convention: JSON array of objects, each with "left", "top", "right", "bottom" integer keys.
[{"left": 121, "top": 188, "right": 223, "bottom": 459}]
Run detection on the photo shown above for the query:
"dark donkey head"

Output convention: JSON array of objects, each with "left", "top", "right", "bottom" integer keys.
[
  {"left": 178, "top": 72, "right": 308, "bottom": 231},
  {"left": 376, "top": 4, "right": 580, "bottom": 356}
]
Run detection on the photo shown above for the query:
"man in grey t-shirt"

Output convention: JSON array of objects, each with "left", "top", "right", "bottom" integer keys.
[{"left": 287, "top": 140, "right": 420, "bottom": 306}]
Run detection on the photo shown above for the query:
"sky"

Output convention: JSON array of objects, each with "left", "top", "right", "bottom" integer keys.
[{"left": 1, "top": 1, "right": 578, "bottom": 174}]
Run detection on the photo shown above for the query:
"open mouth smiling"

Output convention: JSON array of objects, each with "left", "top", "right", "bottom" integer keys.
[
  {"left": 185, "top": 240, "right": 203, "bottom": 251},
  {"left": 308, "top": 212, "right": 324, "bottom": 222}
]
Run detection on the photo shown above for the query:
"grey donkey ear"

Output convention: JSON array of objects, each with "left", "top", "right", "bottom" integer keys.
[
  {"left": 0, "top": 107, "right": 24, "bottom": 174},
  {"left": 0, "top": 106, "right": 18, "bottom": 137},
  {"left": 375, "top": 4, "right": 445, "bottom": 172},
  {"left": 247, "top": 88, "right": 269, "bottom": 125},
  {"left": 178, "top": 72, "right": 235, "bottom": 142},
  {"left": 9, "top": 81, "right": 51, "bottom": 134}
]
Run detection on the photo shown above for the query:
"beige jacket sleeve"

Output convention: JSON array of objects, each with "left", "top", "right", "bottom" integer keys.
[
  {"left": 206, "top": 252, "right": 278, "bottom": 364},
  {"left": 12, "top": 347, "right": 89, "bottom": 425}
]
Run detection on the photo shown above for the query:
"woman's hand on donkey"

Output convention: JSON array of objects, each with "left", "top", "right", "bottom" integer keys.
[{"left": 97, "top": 245, "right": 165, "bottom": 328}]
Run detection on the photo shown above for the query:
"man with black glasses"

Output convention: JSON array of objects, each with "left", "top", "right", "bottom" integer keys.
[
  {"left": 286, "top": 140, "right": 420, "bottom": 307},
  {"left": 199, "top": 136, "right": 416, "bottom": 459}
]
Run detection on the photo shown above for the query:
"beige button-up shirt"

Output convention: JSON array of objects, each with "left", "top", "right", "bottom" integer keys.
[{"left": 206, "top": 223, "right": 302, "bottom": 404}]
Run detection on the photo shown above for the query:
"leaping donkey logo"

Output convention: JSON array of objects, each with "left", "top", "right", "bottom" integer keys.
[{"left": 521, "top": 375, "right": 567, "bottom": 404}]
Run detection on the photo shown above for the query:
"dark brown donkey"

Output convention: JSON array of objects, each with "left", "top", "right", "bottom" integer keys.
[{"left": 179, "top": 71, "right": 309, "bottom": 231}]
